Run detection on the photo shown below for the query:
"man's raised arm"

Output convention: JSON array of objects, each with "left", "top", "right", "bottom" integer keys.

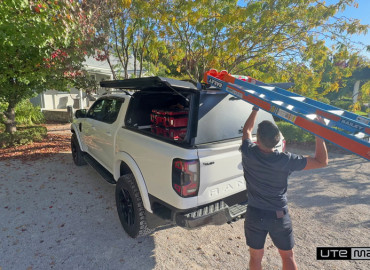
[
  {"left": 304, "top": 117, "right": 329, "bottom": 170},
  {"left": 242, "top": 106, "right": 259, "bottom": 141}
]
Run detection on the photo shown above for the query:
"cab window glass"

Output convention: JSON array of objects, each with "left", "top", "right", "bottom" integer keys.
[{"left": 87, "top": 98, "right": 123, "bottom": 124}]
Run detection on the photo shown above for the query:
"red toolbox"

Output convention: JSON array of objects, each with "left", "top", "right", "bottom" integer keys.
[
  {"left": 167, "top": 127, "right": 187, "bottom": 140},
  {"left": 150, "top": 109, "right": 188, "bottom": 128},
  {"left": 151, "top": 125, "right": 187, "bottom": 141}
]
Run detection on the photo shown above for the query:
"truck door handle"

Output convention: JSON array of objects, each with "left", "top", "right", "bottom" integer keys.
[{"left": 106, "top": 131, "right": 111, "bottom": 136}]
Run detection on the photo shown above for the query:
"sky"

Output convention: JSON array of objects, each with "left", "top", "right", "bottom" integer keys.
[
  {"left": 236, "top": 0, "right": 370, "bottom": 59},
  {"left": 329, "top": 0, "right": 370, "bottom": 59}
]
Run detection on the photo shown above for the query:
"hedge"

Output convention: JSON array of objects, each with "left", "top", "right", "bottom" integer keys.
[
  {"left": 276, "top": 121, "right": 315, "bottom": 144},
  {"left": 0, "top": 126, "right": 48, "bottom": 148},
  {"left": 0, "top": 100, "right": 44, "bottom": 130}
]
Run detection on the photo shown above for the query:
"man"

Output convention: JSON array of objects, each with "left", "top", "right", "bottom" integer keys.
[{"left": 241, "top": 106, "right": 328, "bottom": 270}]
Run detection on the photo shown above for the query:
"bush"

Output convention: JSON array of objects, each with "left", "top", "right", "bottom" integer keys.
[
  {"left": 15, "top": 100, "right": 45, "bottom": 125},
  {"left": 0, "top": 126, "right": 47, "bottom": 148},
  {"left": 276, "top": 121, "right": 315, "bottom": 144},
  {"left": 0, "top": 100, "right": 44, "bottom": 130},
  {"left": 331, "top": 97, "right": 352, "bottom": 111}
]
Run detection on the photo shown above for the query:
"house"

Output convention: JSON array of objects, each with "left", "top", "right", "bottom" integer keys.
[{"left": 30, "top": 55, "right": 144, "bottom": 122}]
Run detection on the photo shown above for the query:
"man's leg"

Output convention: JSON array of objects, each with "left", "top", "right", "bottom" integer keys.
[
  {"left": 269, "top": 211, "right": 297, "bottom": 269},
  {"left": 249, "top": 248, "right": 264, "bottom": 270},
  {"left": 278, "top": 249, "right": 297, "bottom": 270},
  {"left": 245, "top": 206, "right": 268, "bottom": 269}
]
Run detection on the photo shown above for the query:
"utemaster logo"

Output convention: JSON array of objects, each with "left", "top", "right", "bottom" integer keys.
[{"left": 317, "top": 247, "right": 370, "bottom": 260}]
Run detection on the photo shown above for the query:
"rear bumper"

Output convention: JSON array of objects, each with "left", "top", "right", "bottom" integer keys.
[{"left": 175, "top": 200, "right": 248, "bottom": 229}]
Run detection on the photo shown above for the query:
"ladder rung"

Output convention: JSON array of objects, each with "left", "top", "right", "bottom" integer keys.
[
  {"left": 354, "top": 133, "right": 369, "bottom": 140},
  {"left": 261, "top": 86, "right": 275, "bottom": 91},
  {"left": 290, "top": 97, "right": 306, "bottom": 102},
  {"left": 328, "top": 110, "right": 344, "bottom": 115},
  {"left": 272, "top": 100, "right": 284, "bottom": 105}
]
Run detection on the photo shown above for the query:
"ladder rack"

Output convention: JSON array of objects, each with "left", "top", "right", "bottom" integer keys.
[{"left": 204, "top": 69, "right": 370, "bottom": 161}]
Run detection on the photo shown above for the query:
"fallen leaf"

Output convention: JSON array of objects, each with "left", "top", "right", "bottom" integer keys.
[{"left": 0, "top": 134, "right": 70, "bottom": 162}]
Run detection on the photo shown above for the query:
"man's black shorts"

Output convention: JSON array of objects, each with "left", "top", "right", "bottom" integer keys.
[{"left": 244, "top": 205, "right": 294, "bottom": 250}]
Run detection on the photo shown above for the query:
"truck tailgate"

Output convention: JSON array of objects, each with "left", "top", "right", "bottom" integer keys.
[{"left": 196, "top": 141, "right": 246, "bottom": 206}]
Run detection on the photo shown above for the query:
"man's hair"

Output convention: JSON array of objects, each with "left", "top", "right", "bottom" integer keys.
[{"left": 257, "top": 120, "right": 281, "bottom": 149}]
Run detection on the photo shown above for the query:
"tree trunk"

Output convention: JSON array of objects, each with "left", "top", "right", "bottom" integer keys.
[
  {"left": 4, "top": 104, "right": 17, "bottom": 134},
  {"left": 139, "top": 51, "right": 143, "bottom": 78},
  {"left": 133, "top": 46, "right": 137, "bottom": 78},
  {"left": 105, "top": 49, "right": 117, "bottom": 79}
]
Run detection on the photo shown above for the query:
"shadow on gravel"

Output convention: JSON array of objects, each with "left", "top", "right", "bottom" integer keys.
[
  {"left": 288, "top": 153, "right": 370, "bottom": 227},
  {"left": 0, "top": 153, "right": 156, "bottom": 270}
]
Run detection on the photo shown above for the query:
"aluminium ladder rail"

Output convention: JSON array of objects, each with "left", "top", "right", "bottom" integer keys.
[{"left": 204, "top": 69, "right": 370, "bottom": 161}]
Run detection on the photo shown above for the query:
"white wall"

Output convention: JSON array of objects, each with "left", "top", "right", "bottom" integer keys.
[{"left": 31, "top": 72, "right": 113, "bottom": 110}]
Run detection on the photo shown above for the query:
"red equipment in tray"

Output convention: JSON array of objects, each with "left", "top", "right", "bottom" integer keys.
[
  {"left": 151, "top": 125, "right": 187, "bottom": 141},
  {"left": 150, "top": 109, "right": 188, "bottom": 128}
]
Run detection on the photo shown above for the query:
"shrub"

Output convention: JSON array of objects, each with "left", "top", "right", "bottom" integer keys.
[
  {"left": 0, "top": 126, "right": 47, "bottom": 148},
  {"left": 331, "top": 97, "right": 352, "bottom": 111},
  {"left": 15, "top": 100, "right": 45, "bottom": 125},
  {"left": 0, "top": 100, "right": 45, "bottom": 130},
  {"left": 276, "top": 121, "right": 315, "bottom": 144}
]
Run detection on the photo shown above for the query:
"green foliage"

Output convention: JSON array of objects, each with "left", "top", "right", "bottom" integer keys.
[
  {"left": 324, "top": 61, "right": 370, "bottom": 112},
  {"left": 276, "top": 121, "right": 315, "bottom": 144},
  {"left": 151, "top": 0, "right": 368, "bottom": 83},
  {"left": 0, "top": 100, "right": 44, "bottom": 128},
  {"left": 331, "top": 97, "right": 353, "bottom": 110},
  {"left": 0, "top": 126, "right": 47, "bottom": 148},
  {"left": 15, "top": 100, "right": 45, "bottom": 126},
  {"left": 106, "top": 0, "right": 165, "bottom": 79},
  {"left": 0, "top": 0, "right": 107, "bottom": 133}
]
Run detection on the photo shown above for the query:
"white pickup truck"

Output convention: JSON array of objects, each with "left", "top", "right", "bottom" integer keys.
[{"left": 71, "top": 77, "right": 285, "bottom": 238}]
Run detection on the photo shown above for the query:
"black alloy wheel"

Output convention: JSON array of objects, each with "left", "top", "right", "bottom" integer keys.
[
  {"left": 115, "top": 174, "right": 152, "bottom": 238},
  {"left": 71, "top": 133, "right": 86, "bottom": 166},
  {"left": 117, "top": 187, "right": 135, "bottom": 227}
]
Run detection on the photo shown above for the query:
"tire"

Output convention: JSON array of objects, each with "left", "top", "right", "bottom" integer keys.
[
  {"left": 71, "top": 133, "right": 87, "bottom": 166},
  {"left": 115, "top": 174, "right": 152, "bottom": 238}
]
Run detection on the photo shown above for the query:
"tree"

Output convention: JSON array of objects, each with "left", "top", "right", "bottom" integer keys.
[
  {"left": 155, "top": 0, "right": 368, "bottom": 84},
  {"left": 0, "top": 0, "right": 107, "bottom": 134},
  {"left": 101, "top": 0, "right": 165, "bottom": 79},
  {"left": 326, "top": 63, "right": 370, "bottom": 111}
]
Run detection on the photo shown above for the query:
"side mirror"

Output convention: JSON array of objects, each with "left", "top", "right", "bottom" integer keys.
[{"left": 75, "top": 109, "right": 87, "bottom": 118}]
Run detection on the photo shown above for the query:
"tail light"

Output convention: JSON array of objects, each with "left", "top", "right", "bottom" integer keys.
[{"left": 172, "top": 159, "right": 199, "bottom": 197}]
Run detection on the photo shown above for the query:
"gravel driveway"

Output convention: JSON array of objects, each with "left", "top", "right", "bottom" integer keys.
[{"left": 0, "top": 143, "right": 369, "bottom": 270}]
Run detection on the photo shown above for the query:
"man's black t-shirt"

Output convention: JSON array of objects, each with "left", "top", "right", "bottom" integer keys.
[{"left": 241, "top": 139, "right": 307, "bottom": 211}]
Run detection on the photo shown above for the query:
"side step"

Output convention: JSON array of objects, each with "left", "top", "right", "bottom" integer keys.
[{"left": 83, "top": 154, "right": 116, "bottom": 184}]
